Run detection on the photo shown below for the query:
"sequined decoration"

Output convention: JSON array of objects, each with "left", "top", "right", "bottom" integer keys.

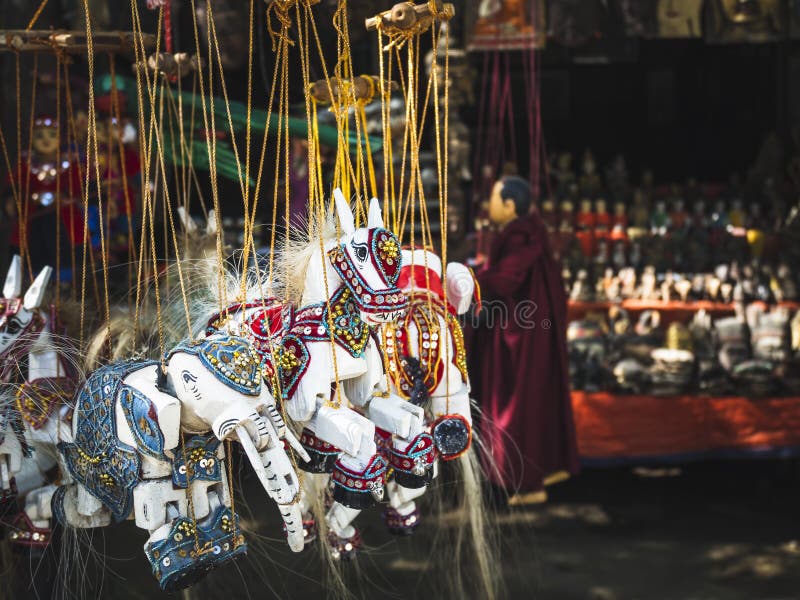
[
  {"left": 169, "top": 335, "right": 263, "bottom": 397},
  {"left": 145, "top": 504, "right": 247, "bottom": 592},
  {"left": 171, "top": 434, "right": 222, "bottom": 488},
  {"left": 59, "top": 361, "right": 154, "bottom": 521},
  {"left": 382, "top": 292, "right": 468, "bottom": 398},
  {"left": 15, "top": 377, "right": 75, "bottom": 430},
  {"left": 328, "top": 232, "right": 408, "bottom": 316}
]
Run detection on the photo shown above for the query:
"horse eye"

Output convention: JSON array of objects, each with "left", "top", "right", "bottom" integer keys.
[
  {"left": 6, "top": 318, "right": 20, "bottom": 335},
  {"left": 353, "top": 244, "right": 368, "bottom": 262},
  {"left": 182, "top": 370, "right": 197, "bottom": 385}
]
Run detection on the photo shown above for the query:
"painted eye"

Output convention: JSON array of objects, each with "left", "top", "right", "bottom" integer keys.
[
  {"left": 5, "top": 318, "right": 21, "bottom": 335},
  {"left": 352, "top": 243, "right": 368, "bottom": 263}
]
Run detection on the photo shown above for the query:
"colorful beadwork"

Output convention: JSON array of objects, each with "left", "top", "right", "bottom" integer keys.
[
  {"left": 169, "top": 335, "right": 263, "bottom": 397},
  {"left": 60, "top": 361, "right": 155, "bottom": 521},
  {"left": 171, "top": 434, "right": 222, "bottom": 488},
  {"left": 145, "top": 504, "right": 246, "bottom": 592},
  {"left": 328, "top": 231, "right": 408, "bottom": 316},
  {"left": 15, "top": 377, "right": 75, "bottom": 430},
  {"left": 382, "top": 292, "right": 468, "bottom": 398}
]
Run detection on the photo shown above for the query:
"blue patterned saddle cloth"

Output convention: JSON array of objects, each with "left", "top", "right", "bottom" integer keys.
[{"left": 60, "top": 360, "right": 166, "bottom": 521}]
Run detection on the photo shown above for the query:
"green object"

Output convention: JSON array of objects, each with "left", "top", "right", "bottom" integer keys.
[{"left": 110, "top": 75, "right": 381, "bottom": 185}]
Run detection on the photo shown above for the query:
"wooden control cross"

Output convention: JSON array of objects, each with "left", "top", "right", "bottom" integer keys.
[
  {"left": 0, "top": 30, "right": 156, "bottom": 56},
  {"left": 365, "top": 1, "right": 454, "bottom": 34}
]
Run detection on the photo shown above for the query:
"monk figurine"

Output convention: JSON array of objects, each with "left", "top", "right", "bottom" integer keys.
[{"left": 467, "top": 176, "right": 579, "bottom": 496}]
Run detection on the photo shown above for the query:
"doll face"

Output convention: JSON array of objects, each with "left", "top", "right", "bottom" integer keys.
[
  {"left": 488, "top": 180, "right": 518, "bottom": 226},
  {"left": 32, "top": 125, "right": 58, "bottom": 157}
]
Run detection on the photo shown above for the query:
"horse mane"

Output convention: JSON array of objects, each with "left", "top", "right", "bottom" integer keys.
[{"left": 277, "top": 209, "right": 338, "bottom": 306}]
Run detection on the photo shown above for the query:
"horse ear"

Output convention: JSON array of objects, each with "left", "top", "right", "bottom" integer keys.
[
  {"left": 23, "top": 266, "right": 52, "bottom": 311},
  {"left": 3, "top": 255, "right": 21, "bottom": 299},
  {"left": 177, "top": 206, "right": 197, "bottom": 233},
  {"left": 333, "top": 188, "right": 355, "bottom": 235},
  {"left": 206, "top": 210, "right": 217, "bottom": 235},
  {"left": 367, "top": 197, "right": 384, "bottom": 229}
]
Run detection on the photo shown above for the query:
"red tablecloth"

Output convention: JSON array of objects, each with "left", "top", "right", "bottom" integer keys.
[{"left": 572, "top": 391, "right": 800, "bottom": 463}]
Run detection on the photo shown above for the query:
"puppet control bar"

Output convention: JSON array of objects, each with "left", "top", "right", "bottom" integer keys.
[
  {"left": 0, "top": 30, "right": 156, "bottom": 54},
  {"left": 365, "top": 0, "right": 455, "bottom": 33}
]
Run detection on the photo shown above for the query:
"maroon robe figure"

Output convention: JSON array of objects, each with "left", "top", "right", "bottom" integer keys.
[{"left": 469, "top": 209, "right": 579, "bottom": 493}]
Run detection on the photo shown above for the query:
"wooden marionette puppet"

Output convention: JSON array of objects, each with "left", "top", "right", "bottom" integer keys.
[
  {"left": 93, "top": 84, "right": 141, "bottom": 260},
  {"left": 4, "top": 115, "right": 84, "bottom": 274}
]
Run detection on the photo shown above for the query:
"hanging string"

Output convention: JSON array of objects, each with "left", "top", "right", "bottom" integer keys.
[{"left": 26, "top": 0, "right": 49, "bottom": 30}]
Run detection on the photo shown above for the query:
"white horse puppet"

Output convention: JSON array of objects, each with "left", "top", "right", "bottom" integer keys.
[
  {"left": 205, "top": 189, "right": 415, "bottom": 556},
  {"left": 0, "top": 256, "right": 78, "bottom": 547},
  {"left": 377, "top": 247, "right": 477, "bottom": 533}
]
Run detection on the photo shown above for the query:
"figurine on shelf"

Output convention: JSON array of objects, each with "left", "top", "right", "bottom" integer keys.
[
  {"left": 670, "top": 198, "right": 689, "bottom": 232},
  {"left": 746, "top": 204, "right": 766, "bottom": 259},
  {"left": 640, "top": 266, "right": 659, "bottom": 301},
  {"left": 575, "top": 198, "right": 596, "bottom": 258},
  {"left": 594, "top": 238, "right": 609, "bottom": 269},
  {"left": 611, "top": 240, "right": 627, "bottom": 270},
  {"left": 469, "top": 175, "right": 578, "bottom": 494},
  {"left": 541, "top": 197, "right": 558, "bottom": 233},
  {"left": 594, "top": 198, "right": 611, "bottom": 241},
  {"left": 579, "top": 149, "right": 602, "bottom": 198},
  {"left": 552, "top": 152, "right": 575, "bottom": 197},
  {"left": 628, "top": 189, "right": 650, "bottom": 238},
  {"left": 640, "top": 168, "right": 655, "bottom": 204},
  {"left": 650, "top": 200, "right": 671, "bottom": 236},
  {"left": 629, "top": 239, "right": 643, "bottom": 270},
  {"left": 611, "top": 200, "right": 628, "bottom": 230},
  {"left": 691, "top": 199, "right": 708, "bottom": 229},
  {"left": 559, "top": 199, "right": 575, "bottom": 230},
  {"left": 685, "top": 177, "right": 701, "bottom": 204},
  {"left": 605, "top": 154, "right": 630, "bottom": 202},
  {"left": 616, "top": 267, "right": 634, "bottom": 299},
  {"left": 728, "top": 199, "right": 746, "bottom": 229}
]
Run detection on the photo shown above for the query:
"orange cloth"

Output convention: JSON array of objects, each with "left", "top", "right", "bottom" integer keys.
[{"left": 572, "top": 391, "right": 800, "bottom": 460}]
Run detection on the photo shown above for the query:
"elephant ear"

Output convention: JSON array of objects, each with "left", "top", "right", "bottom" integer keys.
[{"left": 119, "top": 385, "right": 167, "bottom": 460}]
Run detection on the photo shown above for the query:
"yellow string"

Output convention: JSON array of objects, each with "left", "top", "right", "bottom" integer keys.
[{"left": 26, "top": 0, "right": 49, "bottom": 30}]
